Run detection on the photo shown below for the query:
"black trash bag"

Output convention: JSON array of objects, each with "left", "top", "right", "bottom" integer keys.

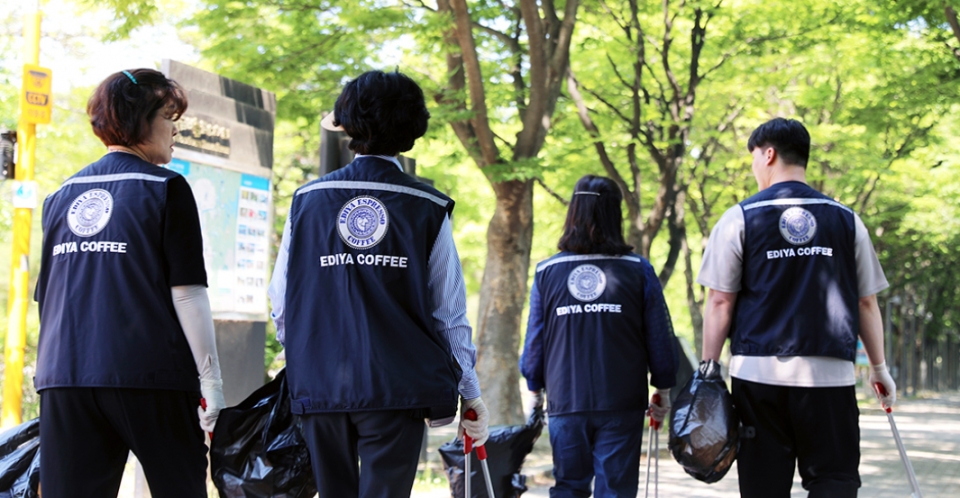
[
  {"left": 7, "top": 448, "right": 40, "bottom": 498},
  {"left": 211, "top": 369, "right": 316, "bottom": 498},
  {"left": 0, "top": 418, "right": 40, "bottom": 498},
  {"left": 439, "top": 406, "right": 545, "bottom": 498},
  {"left": 668, "top": 359, "right": 739, "bottom": 484}
]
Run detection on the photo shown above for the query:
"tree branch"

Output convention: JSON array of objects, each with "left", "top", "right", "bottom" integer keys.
[
  {"left": 474, "top": 21, "right": 523, "bottom": 53},
  {"left": 567, "top": 68, "right": 631, "bottom": 197},
  {"left": 661, "top": 0, "right": 683, "bottom": 104},
  {"left": 515, "top": 0, "right": 549, "bottom": 159},
  {"left": 449, "top": 0, "right": 501, "bottom": 166},
  {"left": 536, "top": 178, "right": 569, "bottom": 206},
  {"left": 606, "top": 52, "right": 633, "bottom": 90},
  {"left": 581, "top": 79, "right": 632, "bottom": 125},
  {"left": 946, "top": 6, "right": 960, "bottom": 62},
  {"left": 597, "top": 0, "right": 629, "bottom": 35}
]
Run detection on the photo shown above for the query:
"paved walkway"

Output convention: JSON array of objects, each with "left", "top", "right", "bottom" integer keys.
[{"left": 417, "top": 391, "right": 960, "bottom": 497}]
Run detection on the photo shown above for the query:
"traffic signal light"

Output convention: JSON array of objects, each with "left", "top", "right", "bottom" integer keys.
[{"left": 1, "top": 129, "right": 15, "bottom": 180}]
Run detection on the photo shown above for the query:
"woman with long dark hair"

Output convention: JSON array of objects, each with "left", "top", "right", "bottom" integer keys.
[{"left": 520, "top": 174, "right": 679, "bottom": 497}]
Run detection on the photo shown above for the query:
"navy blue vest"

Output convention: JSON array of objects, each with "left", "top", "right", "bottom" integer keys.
[
  {"left": 732, "top": 182, "right": 859, "bottom": 361},
  {"left": 35, "top": 154, "right": 199, "bottom": 392},
  {"left": 534, "top": 252, "right": 652, "bottom": 415},
  {"left": 284, "top": 157, "right": 461, "bottom": 416}
]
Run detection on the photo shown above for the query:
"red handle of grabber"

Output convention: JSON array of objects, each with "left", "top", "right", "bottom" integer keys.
[
  {"left": 463, "top": 409, "right": 488, "bottom": 460},
  {"left": 200, "top": 398, "right": 214, "bottom": 439},
  {"left": 873, "top": 383, "right": 893, "bottom": 414},
  {"left": 648, "top": 393, "right": 662, "bottom": 431}
]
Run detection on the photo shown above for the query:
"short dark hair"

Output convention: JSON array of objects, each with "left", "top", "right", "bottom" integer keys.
[
  {"left": 87, "top": 68, "right": 188, "bottom": 147},
  {"left": 558, "top": 175, "right": 633, "bottom": 256},
  {"left": 333, "top": 70, "right": 430, "bottom": 156},
  {"left": 747, "top": 118, "right": 810, "bottom": 168}
]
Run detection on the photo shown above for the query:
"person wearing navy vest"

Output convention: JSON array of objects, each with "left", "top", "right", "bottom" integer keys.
[
  {"left": 267, "top": 70, "right": 489, "bottom": 497},
  {"left": 34, "top": 69, "right": 224, "bottom": 497},
  {"left": 520, "top": 175, "right": 678, "bottom": 498},
  {"left": 698, "top": 118, "right": 895, "bottom": 497}
]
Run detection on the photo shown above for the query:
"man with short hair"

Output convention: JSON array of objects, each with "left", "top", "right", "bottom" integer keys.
[
  {"left": 698, "top": 118, "right": 896, "bottom": 497},
  {"left": 268, "top": 70, "right": 488, "bottom": 497}
]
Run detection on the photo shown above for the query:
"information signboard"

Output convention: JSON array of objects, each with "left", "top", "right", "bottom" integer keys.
[{"left": 20, "top": 64, "right": 52, "bottom": 124}]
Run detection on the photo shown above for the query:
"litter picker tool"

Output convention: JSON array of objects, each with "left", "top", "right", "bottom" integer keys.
[
  {"left": 463, "top": 408, "right": 496, "bottom": 498},
  {"left": 873, "top": 383, "right": 923, "bottom": 498},
  {"left": 644, "top": 392, "right": 662, "bottom": 498}
]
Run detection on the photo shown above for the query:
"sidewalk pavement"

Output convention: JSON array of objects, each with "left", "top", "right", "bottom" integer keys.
[{"left": 418, "top": 391, "right": 960, "bottom": 497}]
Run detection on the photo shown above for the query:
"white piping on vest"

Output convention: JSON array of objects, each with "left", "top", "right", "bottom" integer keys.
[
  {"left": 742, "top": 197, "right": 853, "bottom": 214},
  {"left": 297, "top": 181, "right": 449, "bottom": 207},
  {"left": 537, "top": 254, "right": 643, "bottom": 272},
  {"left": 53, "top": 173, "right": 169, "bottom": 195}
]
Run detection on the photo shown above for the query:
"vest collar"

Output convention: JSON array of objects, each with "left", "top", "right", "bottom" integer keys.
[{"left": 355, "top": 154, "right": 403, "bottom": 172}]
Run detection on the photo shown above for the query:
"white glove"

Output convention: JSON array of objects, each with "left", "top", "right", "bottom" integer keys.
[
  {"left": 869, "top": 362, "right": 897, "bottom": 409},
  {"left": 648, "top": 388, "right": 671, "bottom": 425},
  {"left": 531, "top": 390, "right": 545, "bottom": 410},
  {"left": 199, "top": 378, "right": 226, "bottom": 433},
  {"left": 458, "top": 397, "right": 490, "bottom": 447}
]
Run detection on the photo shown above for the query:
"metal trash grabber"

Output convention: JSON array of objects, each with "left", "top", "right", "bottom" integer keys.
[
  {"left": 873, "top": 383, "right": 923, "bottom": 498},
  {"left": 644, "top": 392, "right": 662, "bottom": 498},
  {"left": 463, "top": 408, "right": 496, "bottom": 498}
]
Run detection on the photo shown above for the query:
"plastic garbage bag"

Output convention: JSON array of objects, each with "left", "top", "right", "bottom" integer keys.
[
  {"left": 439, "top": 406, "right": 545, "bottom": 498},
  {"left": 0, "top": 418, "right": 40, "bottom": 498},
  {"left": 210, "top": 369, "right": 316, "bottom": 498},
  {"left": 668, "top": 359, "right": 739, "bottom": 483}
]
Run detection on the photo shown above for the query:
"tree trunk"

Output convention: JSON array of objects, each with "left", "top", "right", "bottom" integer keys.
[
  {"left": 682, "top": 230, "right": 705, "bottom": 360},
  {"left": 474, "top": 179, "right": 534, "bottom": 425}
]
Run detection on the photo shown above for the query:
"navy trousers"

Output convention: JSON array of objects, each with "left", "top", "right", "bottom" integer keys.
[
  {"left": 733, "top": 378, "right": 861, "bottom": 498},
  {"left": 39, "top": 387, "right": 207, "bottom": 498},
  {"left": 548, "top": 410, "right": 646, "bottom": 498},
  {"left": 300, "top": 409, "right": 426, "bottom": 498}
]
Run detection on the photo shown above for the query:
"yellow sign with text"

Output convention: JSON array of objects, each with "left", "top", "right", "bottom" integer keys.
[{"left": 20, "top": 64, "right": 53, "bottom": 124}]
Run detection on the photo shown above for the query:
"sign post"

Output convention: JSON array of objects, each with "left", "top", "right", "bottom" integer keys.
[
  {"left": 162, "top": 60, "right": 275, "bottom": 406},
  {"left": 3, "top": 10, "right": 49, "bottom": 429}
]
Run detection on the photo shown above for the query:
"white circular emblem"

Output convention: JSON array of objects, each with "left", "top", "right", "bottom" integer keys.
[
  {"left": 567, "top": 264, "right": 607, "bottom": 302},
  {"left": 779, "top": 207, "right": 817, "bottom": 245},
  {"left": 67, "top": 189, "right": 114, "bottom": 237},
  {"left": 337, "top": 195, "right": 389, "bottom": 249}
]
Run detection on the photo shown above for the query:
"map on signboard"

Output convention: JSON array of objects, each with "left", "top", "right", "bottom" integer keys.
[{"left": 167, "top": 158, "right": 271, "bottom": 317}]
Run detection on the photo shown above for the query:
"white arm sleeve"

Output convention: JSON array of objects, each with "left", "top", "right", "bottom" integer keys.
[
  {"left": 268, "top": 216, "right": 292, "bottom": 346},
  {"left": 171, "top": 285, "right": 222, "bottom": 382}
]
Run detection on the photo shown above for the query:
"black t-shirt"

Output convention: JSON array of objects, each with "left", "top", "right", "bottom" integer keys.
[{"left": 163, "top": 175, "right": 207, "bottom": 287}]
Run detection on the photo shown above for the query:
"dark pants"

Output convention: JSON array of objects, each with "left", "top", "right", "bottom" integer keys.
[
  {"left": 39, "top": 387, "right": 207, "bottom": 498},
  {"left": 732, "top": 378, "right": 861, "bottom": 498},
  {"left": 299, "top": 409, "right": 426, "bottom": 498},
  {"left": 547, "top": 410, "right": 645, "bottom": 498}
]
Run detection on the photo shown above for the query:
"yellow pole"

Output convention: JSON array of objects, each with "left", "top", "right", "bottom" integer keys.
[
  {"left": 2, "top": 11, "right": 41, "bottom": 429},
  {"left": 2, "top": 258, "right": 28, "bottom": 428}
]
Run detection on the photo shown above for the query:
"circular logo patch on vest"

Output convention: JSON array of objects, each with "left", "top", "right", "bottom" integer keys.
[
  {"left": 779, "top": 207, "right": 817, "bottom": 245},
  {"left": 337, "top": 195, "right": 389, "bottom": 249},
  {"left": 67, "top": 189, "right": 114, "bottom": 237},
  {"left": 567, "top": 264, "right": 607, "bottom": 302}
]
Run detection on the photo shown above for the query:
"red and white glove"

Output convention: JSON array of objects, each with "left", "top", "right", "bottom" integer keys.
[
  {"left": 648, "top": 388, "right": 671, "bottom": 426},
  {"left": 870, "top": 362, "right": 897, "bottom": 409},
  {"left": 458, "top": 397, "right": 490, "bottom": 446}
]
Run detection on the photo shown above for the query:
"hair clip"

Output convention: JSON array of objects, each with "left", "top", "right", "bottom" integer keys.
[
  {"left": 573, "top": 191, "right": 601, "bottom": 196},
  {"left": 122, "top": 70, "right": 138, "bottom": 85}
]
